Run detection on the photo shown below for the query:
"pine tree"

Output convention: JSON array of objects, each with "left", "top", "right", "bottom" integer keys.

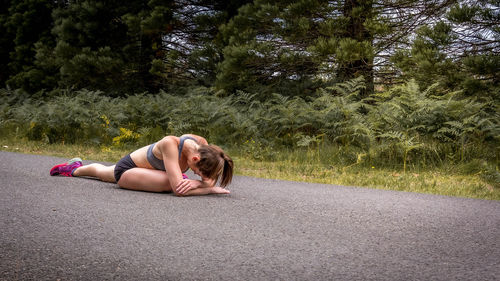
[
  {"left": 217, "top": 0, "right": 336, "bottom": 97},
  {"left": 391, "top": 0, "right": 499, "bottom": 99},
  {"left": 49, "top": 0, "right": 177, "bottom": 94},
  {"left": 47, "top": 0, "right": 249, "bottom": 93},
  {"left": 0, "top": 0, "right": 14, "bottom": 86},
  {"left": 338, "top": 0, "right": 375, "bottom": 95},
  {"left": 447, "top": 0, "right": 499, "bottom": 98},
  {"left": 52, "top": 1, "right": 131, "bottom": 92},
  {"left": 391, "top": 21, "right": 461, "bottom": 90},
  {"left": 216, "top": 0, "right": 407, "bottom": 97},
  {"left": 150, "top": 0, "right": 252, "bottom": 88},
  {"left": 2, "top": 0, "right": 58, "bottom": 92}
]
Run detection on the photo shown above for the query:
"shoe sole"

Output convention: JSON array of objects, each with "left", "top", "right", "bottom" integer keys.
[{"left": 68, "top": 158, "right": 83, "bottom": 165}]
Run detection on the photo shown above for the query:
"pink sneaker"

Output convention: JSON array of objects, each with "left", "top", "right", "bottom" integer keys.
[{"left": 50, "top": 158, "right": 83, "bottom": 177}]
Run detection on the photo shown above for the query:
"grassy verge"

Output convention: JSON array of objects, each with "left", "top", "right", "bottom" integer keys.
[
  {"left": 1, "top": 137, "right": 498, "bottom": 200},
  {"left": 237, "top": 158, "right": 498, "bottom": 200}
]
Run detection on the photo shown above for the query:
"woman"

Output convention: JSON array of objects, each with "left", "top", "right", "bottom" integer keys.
[{"left": 50, "top": 134, "right": 233, "bottom": 196}]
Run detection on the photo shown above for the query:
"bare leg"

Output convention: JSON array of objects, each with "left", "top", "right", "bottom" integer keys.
[
  {"left": 73, "top": 163, "right": 116, "bottom": 183},
  {"left": 117, "top": 168, "right": 173, "bottom": 193}
]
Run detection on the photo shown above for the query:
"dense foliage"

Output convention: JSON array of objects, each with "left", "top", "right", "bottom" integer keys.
[
  {"left": 0, "top": 0, "right": 252, "bottom": 94},
  {"left": 1, "top": 79, "right": 498, "bottom": 169},
  {"left": 0, "top": 0, "right": 498, "bottom": 184},
  {"left": 0, "top": 0, "right": 498, "bottom": 98}
]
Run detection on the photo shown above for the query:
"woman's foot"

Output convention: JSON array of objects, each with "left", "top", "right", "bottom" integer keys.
[{"left": 50, "top": 158, "right": 83, "bottom": 177}]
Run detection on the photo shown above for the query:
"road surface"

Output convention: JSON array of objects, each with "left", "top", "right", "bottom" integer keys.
[{"left": 1, "top": 151, "right": 499, "bottom": 280}]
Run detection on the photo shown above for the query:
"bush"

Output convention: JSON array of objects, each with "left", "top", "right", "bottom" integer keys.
[{"left": 1, "top": 79, "right": 498, "bottom": 170}]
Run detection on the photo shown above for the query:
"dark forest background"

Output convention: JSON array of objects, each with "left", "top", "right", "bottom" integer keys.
[{"left": 1, "top": 0, "right": 498, "bottom": 98}]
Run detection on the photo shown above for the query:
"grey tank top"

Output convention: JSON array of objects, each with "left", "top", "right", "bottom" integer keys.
[{"left": 147, "top": 135, "right": 198, "bottom": 172}]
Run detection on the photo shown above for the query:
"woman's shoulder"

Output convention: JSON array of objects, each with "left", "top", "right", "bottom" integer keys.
[
  {"left": 183, "top": 134, "right": 208, "bottom": 145},
  {"left": 151, "top": 136, "right": 179, "bottom": 160},
  {"left": 157, "top": 135, "right": 179, "bottom": 147},
  {"left": 168, "top": 134, "right": 208, "bottom": 145},
  {"left": 156, "top": 134, "right": 207, "bottom": 147}
]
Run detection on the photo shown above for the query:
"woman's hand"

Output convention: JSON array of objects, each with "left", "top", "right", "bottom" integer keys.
[
  {"left": 176, "top": 179, "right": 230, "bottom": 196},
  {"left": 175, "top": 179, "right": 201, "bottom": 195},
  {"left": 211, "top": 186, "right": 230, "bottom": 195}
]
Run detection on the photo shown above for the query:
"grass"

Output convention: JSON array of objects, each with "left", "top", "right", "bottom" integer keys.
[
  {"left": 237, "top": 158, "right": 498, "bottom": 200},
  {"left": 1, "top": 136, "right": 498, "bottom": 200}
]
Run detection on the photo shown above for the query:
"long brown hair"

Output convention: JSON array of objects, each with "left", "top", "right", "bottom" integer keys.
[{"left": 196, "top": 144, "right": 233, "bottom": 187}]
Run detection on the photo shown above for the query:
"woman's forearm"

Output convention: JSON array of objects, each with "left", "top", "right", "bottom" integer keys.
[
  {"left": 195, "top": 179, "right": 215, "bottom": 189},
  {"left": 178, "top": 186, "right": 229, "bottom": 196},
  {"left": 174, "top": 178, "right": 215, "bottom": 195},
  {"left": 180, "top": 187, "right": 215, "bottom": 196}
]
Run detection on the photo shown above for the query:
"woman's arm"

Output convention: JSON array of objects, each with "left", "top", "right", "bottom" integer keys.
[
  {"left": 179, "top": 186, "right": 230, "bottom": 196},
  {"left": 157, "top": 136, "right": 227, "bottom": 197},
  {"left": 157, "top": 137, "right": 185, "bottom": 196},
  {"left": 175, "top": 178, "right": 215, "bottom": 194}
]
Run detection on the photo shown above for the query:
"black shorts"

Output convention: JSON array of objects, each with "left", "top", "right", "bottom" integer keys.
[{"left": 114, "top": 154, "right": 137, "bottom": 182}]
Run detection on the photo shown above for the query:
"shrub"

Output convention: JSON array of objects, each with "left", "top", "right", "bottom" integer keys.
[{"left": 0, "top": 78, "right": 498, "bottom": 170}]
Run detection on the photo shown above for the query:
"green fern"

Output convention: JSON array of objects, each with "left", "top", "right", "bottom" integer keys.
[{"left": 0, "top": 78, "right": 498, "bottom": 169}]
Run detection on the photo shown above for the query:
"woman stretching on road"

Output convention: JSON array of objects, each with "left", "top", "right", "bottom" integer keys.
[{"left": 49, "top": 134, "right": 233, "bottom": 196}]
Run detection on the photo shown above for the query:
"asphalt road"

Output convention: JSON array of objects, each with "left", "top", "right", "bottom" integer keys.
[{"left": 1, "top": 151, "right": 499, "bottom": 281}]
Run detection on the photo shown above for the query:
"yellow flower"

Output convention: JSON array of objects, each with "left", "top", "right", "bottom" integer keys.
[
  {"left": 100, "top": 115, "right": 110, "bottom": 128},
  {"left": 101, "top": 146, "right": 112, "bottom": 153},
  {"left": 112, "top": 128, "right": 140, "bottom": 147}
]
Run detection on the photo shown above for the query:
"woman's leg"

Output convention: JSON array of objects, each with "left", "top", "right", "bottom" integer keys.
[
  {"left": 73, "top": 164, "right": 116, "bottom": 183},
  {"left": 117, "top": 168, "right": 173, "bottom": 193}
]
